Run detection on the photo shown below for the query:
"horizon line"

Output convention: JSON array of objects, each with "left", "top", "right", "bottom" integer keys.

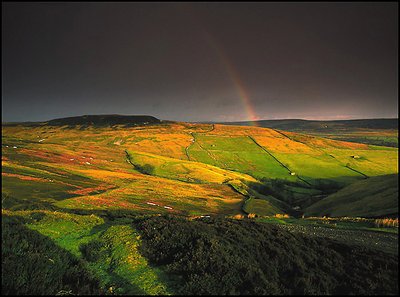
[{"left": 2, "top": 114, "right": 398, "bottom": 124}]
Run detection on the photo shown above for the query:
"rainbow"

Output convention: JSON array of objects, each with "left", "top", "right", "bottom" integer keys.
[
  {"left": 212, "top": 41, "right": 260, "bottom": 124},
  {"left": 198, "top": 24, "right": 259, "bottom": 124},
  {"left": 179, "top": 5, "right": 259, "bottom": 124}
]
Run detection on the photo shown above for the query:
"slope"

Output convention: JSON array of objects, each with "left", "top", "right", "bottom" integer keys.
[
  {"left": 2, "top": 118, "right": 398, "bottom": 217},
  {"left": 304, "top": 174, "right": 398, "bottom": 217}
]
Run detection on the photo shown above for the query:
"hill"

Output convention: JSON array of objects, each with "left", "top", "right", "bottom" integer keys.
[
  {"left": 304, "top": 174, "right": 398, "bottom": 217},
  {"left": 221, "top": 118, "right": 398, "bottom": 130},
  {"left": 3, "top": 114, "right": 161, "bottom": 127},
  {"left": 2, "top": 117, "right": 398, "bottom": 295},
  {"left": 219, "top": 118, "right": 398, "bottom": 147},
  {"left": 2, "top": 119, "right": 398, "bottom": 216},
  {"left": 47, "top": 114, "right": 161, "bottom": 127}
]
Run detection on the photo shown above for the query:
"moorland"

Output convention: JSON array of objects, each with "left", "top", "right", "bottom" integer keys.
[{"left": 2, "top": 115, "right": 398, "bottom": 295}]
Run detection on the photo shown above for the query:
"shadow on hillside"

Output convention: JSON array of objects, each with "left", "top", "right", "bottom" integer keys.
[
  {"left": 245, "top": 175, "right": 367, "bottom": 216},
  {"left": 2, "top": 215, "right": 104, "bottom": 295},
  {"left": 2, "top": 214, "right": 148, "bottom": 295}
]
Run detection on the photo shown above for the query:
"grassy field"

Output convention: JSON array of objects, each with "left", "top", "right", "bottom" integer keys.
[
  {"left": 2, "top": 117, "right": 398, "bottom": 295},
  {"left": 2, "top": 120, "right": 398, "bottom": 216},
  {"left": 2, "top": 209, "right": 172, "bottom": 295},
  {"left": 304, "top": 174, "right": 399, "bottom": 217}
]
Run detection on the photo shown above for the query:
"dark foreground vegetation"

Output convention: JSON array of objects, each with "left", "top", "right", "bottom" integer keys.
[
  {"left": 136, "top": 216, "right": 398, "bottom": 295},
  {"left": 2, "top": 214, "right": 398, "bottom": 295},
  {"left": 2, "top": 215, "right": 104, "bottom": 295}
]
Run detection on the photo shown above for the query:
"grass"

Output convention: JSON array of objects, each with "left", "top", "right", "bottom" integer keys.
[
  {"left": 304, "top": 174, "right": 398, "bottom": 217},
  {"left": 272, "top": 153, "right": 363, "bottom": 185},
  {"left": 3, "top": 209, "right": 172, "bottom": 295},
  {"left": 188, "top": 134, "right": 296, "bottom": 180},
  {"left": 2, "top": 213, "right": 104, "bottom": 295},
  {"left": 81, "top": 224, "right": 171, "bottom": 295},
  {"left": 126, "top": 150, "right": 256, "bottom": 184},
  {"left": 255, "top": 216, "right": 399, "bottom": 234},
  {"left": 2, "top": 121, "right": 397, "bottom": 216},
  {"left": 2, "top": 120, "right": 398, "bottom": 294},
  {"left": 242, "top": 197, "right": 283, "bottom": 216}
]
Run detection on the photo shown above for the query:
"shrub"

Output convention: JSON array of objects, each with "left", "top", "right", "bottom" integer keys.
[
  {"left": 134, "top": 215, "right": 398, "bottom": 295},
  {"left": 2, "top": 215, "right": 103, "bottom": 295},
  {"left": 135, "top": 163, "right": 155, "bottom": 175},
  {"left": 79, "top": 239, "right": 106, "bottom": 262}
]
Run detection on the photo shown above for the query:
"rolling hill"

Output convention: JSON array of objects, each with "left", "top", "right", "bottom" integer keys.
[
  {"left": 2, "top": 115, "right": 398, "bottom": 216},
  {"left": 304, "top": 174, "right": 399, "bottom": 218},
  {"left": 2, "top": 115, "right": 398, "bottom": 295},
  {"left": 3, "top": 114, "right": 162, "bottom": 127},
  {"left": 221, "top": 118, "right": 398, "bottom": 130}
]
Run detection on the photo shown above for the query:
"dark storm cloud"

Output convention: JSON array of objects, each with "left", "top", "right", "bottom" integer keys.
[{"left": 2, "top": 2, "right": 398, "bottom": 122}]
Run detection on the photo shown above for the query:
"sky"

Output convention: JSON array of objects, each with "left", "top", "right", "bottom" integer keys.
[{"left": 2, "top": 2, "right": 398, "bottom": 122}]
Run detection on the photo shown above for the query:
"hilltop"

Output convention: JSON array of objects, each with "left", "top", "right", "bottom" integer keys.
[
  {"left": 220, "top": 118, "right": 398, "bottom": 130},
  {"left": 3, "top": 114, "right": 162, "bottom": 127}
]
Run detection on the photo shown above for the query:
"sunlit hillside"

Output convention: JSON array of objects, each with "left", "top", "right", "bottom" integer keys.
[
  {"left": 2, "top": 117, "right": 399, "bottom": 295},
  {"left": 2, "top": 119, "right": 398, "bottom": 216}
]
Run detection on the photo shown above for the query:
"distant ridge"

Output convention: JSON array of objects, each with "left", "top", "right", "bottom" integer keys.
[
  {"left": 3, "top": 114, "right": 161, "bottom": 127},
  {"left": 218, "top": 118, "right": 398, "bottom": 130},
  {"left": 215, "top": 118, "right": 398, "bottom": 147}
]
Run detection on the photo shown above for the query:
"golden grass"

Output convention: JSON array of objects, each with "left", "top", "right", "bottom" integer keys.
[
  {"left": 2, "top": 172, "right": 47, "bottom": 182},
  {"left": 3, "top": 122, "right": 398, "bottom": 217},
  {"left": 128, "top": 150, "right": 256, "bottom": 185},
  {"left": 56, "top": 173, "right": 245, "bottom": 215},
  {"left": 251, "top": 135, "right": 315, "bottom": 154},
  {"left": 75, "top": 169, "right": 140, "bottom": 180}
]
